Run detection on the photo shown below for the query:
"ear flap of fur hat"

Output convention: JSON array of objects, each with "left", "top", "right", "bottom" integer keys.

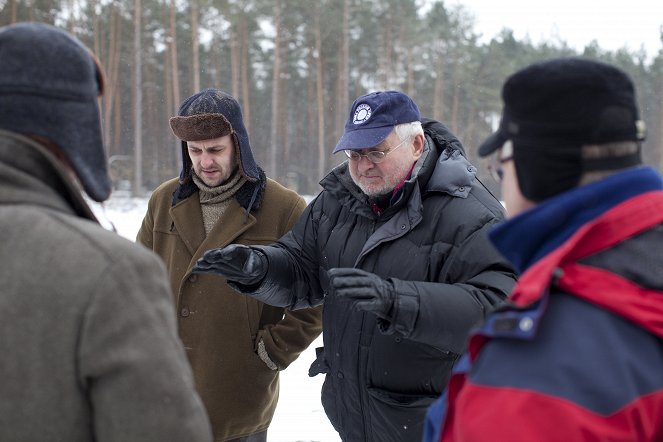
[{"left": 0, "top": 22, "right": 111, "bottom": 202}]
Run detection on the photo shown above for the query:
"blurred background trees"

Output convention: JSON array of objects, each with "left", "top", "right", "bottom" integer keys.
[{"left": 1, "top": 0, "right": 662, "bottom": 197}]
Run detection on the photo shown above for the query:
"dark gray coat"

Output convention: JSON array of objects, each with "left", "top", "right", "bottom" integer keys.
[
  {"left": 239, "top": 121, "right": 516, "bottom": 442},
  {"left": 0, "top": 130, "right": 212, "bottom": 442}
]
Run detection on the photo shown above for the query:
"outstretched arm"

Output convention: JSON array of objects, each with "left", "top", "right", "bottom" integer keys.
[{"left": 193, "top": 199, "right": 326, "bottom": 309}]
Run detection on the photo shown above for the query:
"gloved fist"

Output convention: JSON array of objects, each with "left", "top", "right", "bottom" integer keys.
[
  {"left": 193, "top": 244, "right": 267, "bottom": 286},
  {"left": 328, "top": 268, "right": 396, "bottom": 320}
]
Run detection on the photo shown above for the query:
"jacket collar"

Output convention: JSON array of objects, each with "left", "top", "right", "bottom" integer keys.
[
  {"left": 170, "top": 194, "right": 257, "bottom": 266},
  {"left": 490, "top": 166, "right": 663, "bottom": 274}
]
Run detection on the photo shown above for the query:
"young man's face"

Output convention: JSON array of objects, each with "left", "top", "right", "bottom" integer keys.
[
  {"left": 347, "top": 130, "right": 424, "bottom": 197},
  {"left": 187, "top": 134, "right": 237, "bottom": 187}
]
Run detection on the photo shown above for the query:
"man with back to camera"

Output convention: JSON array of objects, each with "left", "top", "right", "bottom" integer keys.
[
  {"left": 136, "top": 88, "right": 322, "bottom": 442},
  {"left": 424, "top": 57, "right": 663, "bottom": 441},
  {"left": 193, "top": 90, "right": 517, "bottom": 441},
  {"left": 0, "top": 22, "right": 212, "bottom": 441}
]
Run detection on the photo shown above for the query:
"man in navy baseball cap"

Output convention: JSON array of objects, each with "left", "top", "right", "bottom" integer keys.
[
  {"left": 330, "top": 90, "right": 426, "bottom": 199},
  {"left": 193, "top": 89, "right": 514, "bottom": 442}
]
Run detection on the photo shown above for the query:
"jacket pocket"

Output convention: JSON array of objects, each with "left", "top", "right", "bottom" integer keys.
[
  {"left": 365, "top": 388, "right": 438, "bottom": 442},
  {"left": 308, "top": 346, "right": 329, "bottom": 377}
]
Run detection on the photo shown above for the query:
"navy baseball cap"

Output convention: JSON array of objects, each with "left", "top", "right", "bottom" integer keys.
[{"left": 333, "top": 90, "right": 421, "bottom": 153}]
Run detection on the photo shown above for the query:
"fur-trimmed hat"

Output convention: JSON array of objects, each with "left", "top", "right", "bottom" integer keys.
[
  {"left": 169, "top": 89, "right": 259, "bottom": 185},
  {"left": 0, "top": 22, "right": 110, "bottom": 202}
]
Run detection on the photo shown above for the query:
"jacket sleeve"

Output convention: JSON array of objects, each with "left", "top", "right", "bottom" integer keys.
[
  {"left": 379, "top": 220, "right": 516, "bottom": 353},
  {"left": 78, "top": 247, "right": 212, "bottom": 441},
  {"left": 234, "top": 195, "right": 327, "bottom": 309},
  {"left": 257, "top": 305, "right": 323, "bottom": 369},
  {"left": 255, "top": 196, "right": 324, "bottom": 368},
  {"left": 135, "top": 192, "right": 156, "bottom": 249}
]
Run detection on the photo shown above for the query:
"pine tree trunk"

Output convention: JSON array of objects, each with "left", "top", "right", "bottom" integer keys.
[
  {"left": 103, "top": 3, "right": 120, "bottom": 155},
  {"left": 406, "top": 46, "right": 415, "bottom": 97},
  {"left": 91, "top": 0, "right": 99, "bottom": 60},
  {"left": 191, "top": 0, "right": 200, "bottom": 93},
  {"left": 281, "top": 65, "right": 289, "bottom": 166},
  {"left": 314, "top": 3, "right": 326, "bottom": 180},
  {"left": 161, "top": 0, "right": 177, "bottom": 174},
  {"left": 10, "top": 0, "right": 17, "bottom": 23},
  {"left": 169, "top": 0, "right": 181, "bottom": 109},
  {"left": 168, "top": 0, "right": 182, "bottom": 180},
  {"left": 450, "top": 51, "right": 461, "bottom": 133},
  {"left": 230, "top": 20, "right": 240, "bottom": 98},
  {"left": 240, "top": 16, "right": 251, "bottom": 134},
  {"left": 433, "top": 44, "right": 445, "bottom": 122},
  {"left": 335, "top": 0, "right": 349, "bottom": 144},
  {"left": 269, "top": 0, "right": 282, "bottom": 179},
  {"left": 133, "top": 0, "right": 143, "bottom": 195},
  {"left": 67, "top": 0, "right": 76, "bottom": 33}
]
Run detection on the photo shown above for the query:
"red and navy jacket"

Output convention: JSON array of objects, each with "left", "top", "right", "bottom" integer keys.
[{"left": 424, "top": 166, "right": 663, "bottom": 442}]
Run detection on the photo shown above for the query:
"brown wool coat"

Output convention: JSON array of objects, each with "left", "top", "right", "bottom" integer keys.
[{"left": 137, "top": 177, "right": 322, "bottom": 441}]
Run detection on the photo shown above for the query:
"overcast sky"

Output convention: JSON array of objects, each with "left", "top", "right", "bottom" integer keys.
[{"left": 443, "top": 0, "right": 663, "bottom": 58}]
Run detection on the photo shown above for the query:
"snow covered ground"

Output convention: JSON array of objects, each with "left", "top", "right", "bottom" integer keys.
[{"left": 98, "top": 193, "right": 341, "bottom": 442}]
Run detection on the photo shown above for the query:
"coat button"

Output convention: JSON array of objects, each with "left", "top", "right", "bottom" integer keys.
[
  {"left": 519, "top": 317, "right": 534, "bottom": 332},
  {"left": 337, "top": 371, "right": 344, "bottom": 379},
  {"left": 180, "top": 306, "right": 190, "bottom": 317},
  {"left": 188, "top": 274, "right": 197, "bottom": 283}
]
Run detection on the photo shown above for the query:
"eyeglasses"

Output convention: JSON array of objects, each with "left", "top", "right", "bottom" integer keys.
[
  {"left": 344, "top": 137, "right": 409, "bottom": 164},
  {"left": 487, "top": 140, "right": 514, "bottom": 182}
]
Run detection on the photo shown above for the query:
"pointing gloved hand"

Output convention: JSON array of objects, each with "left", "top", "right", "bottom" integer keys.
[
  {"left": 328, "top": 268, "right": 396, "bottom": 320},
  {"left": 193, "top": 244, "right": 268, "bottom": 286}
]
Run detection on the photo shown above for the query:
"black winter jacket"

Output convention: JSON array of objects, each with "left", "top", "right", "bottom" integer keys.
[{"left": 243, "top": 120, "right": 516, "bottom": 442}]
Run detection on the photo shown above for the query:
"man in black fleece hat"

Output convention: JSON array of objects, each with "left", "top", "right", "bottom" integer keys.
[
  {"left": 192, "top": 90, "right": 516, "bottom": 442},
  {"left": 424, "top": 57, "right": 663, "bottom": 442},
  {"left": 0, "top": 22, "right": 212, "bottom": 442},
  {"left": 137, "top": 88, "right": 322, "bottom": 442}
]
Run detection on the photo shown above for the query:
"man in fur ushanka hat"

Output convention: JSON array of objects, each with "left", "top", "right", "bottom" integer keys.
[{"left": 137, "top": 88, "right": 322, "bottom": 442}]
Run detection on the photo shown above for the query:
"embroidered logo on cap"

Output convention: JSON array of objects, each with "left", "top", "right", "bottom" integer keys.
[{"left": 353, "top": 103, "right": 372, "bottom": 125}]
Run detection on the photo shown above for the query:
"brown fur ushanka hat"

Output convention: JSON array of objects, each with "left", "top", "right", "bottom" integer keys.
[
  {"left": 170, "top": 112, "right": 233, "bottom": 142},
  {"left": 169, "top": 88, "right": 259, "bottom": 185}
]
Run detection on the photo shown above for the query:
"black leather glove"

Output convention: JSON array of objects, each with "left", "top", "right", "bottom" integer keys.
[
  {"left": 328, "top": 268, "right": 396, "bottom": 320},
  {"left": 193, "top": 244, "right": 267, "bottom": 286}
]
